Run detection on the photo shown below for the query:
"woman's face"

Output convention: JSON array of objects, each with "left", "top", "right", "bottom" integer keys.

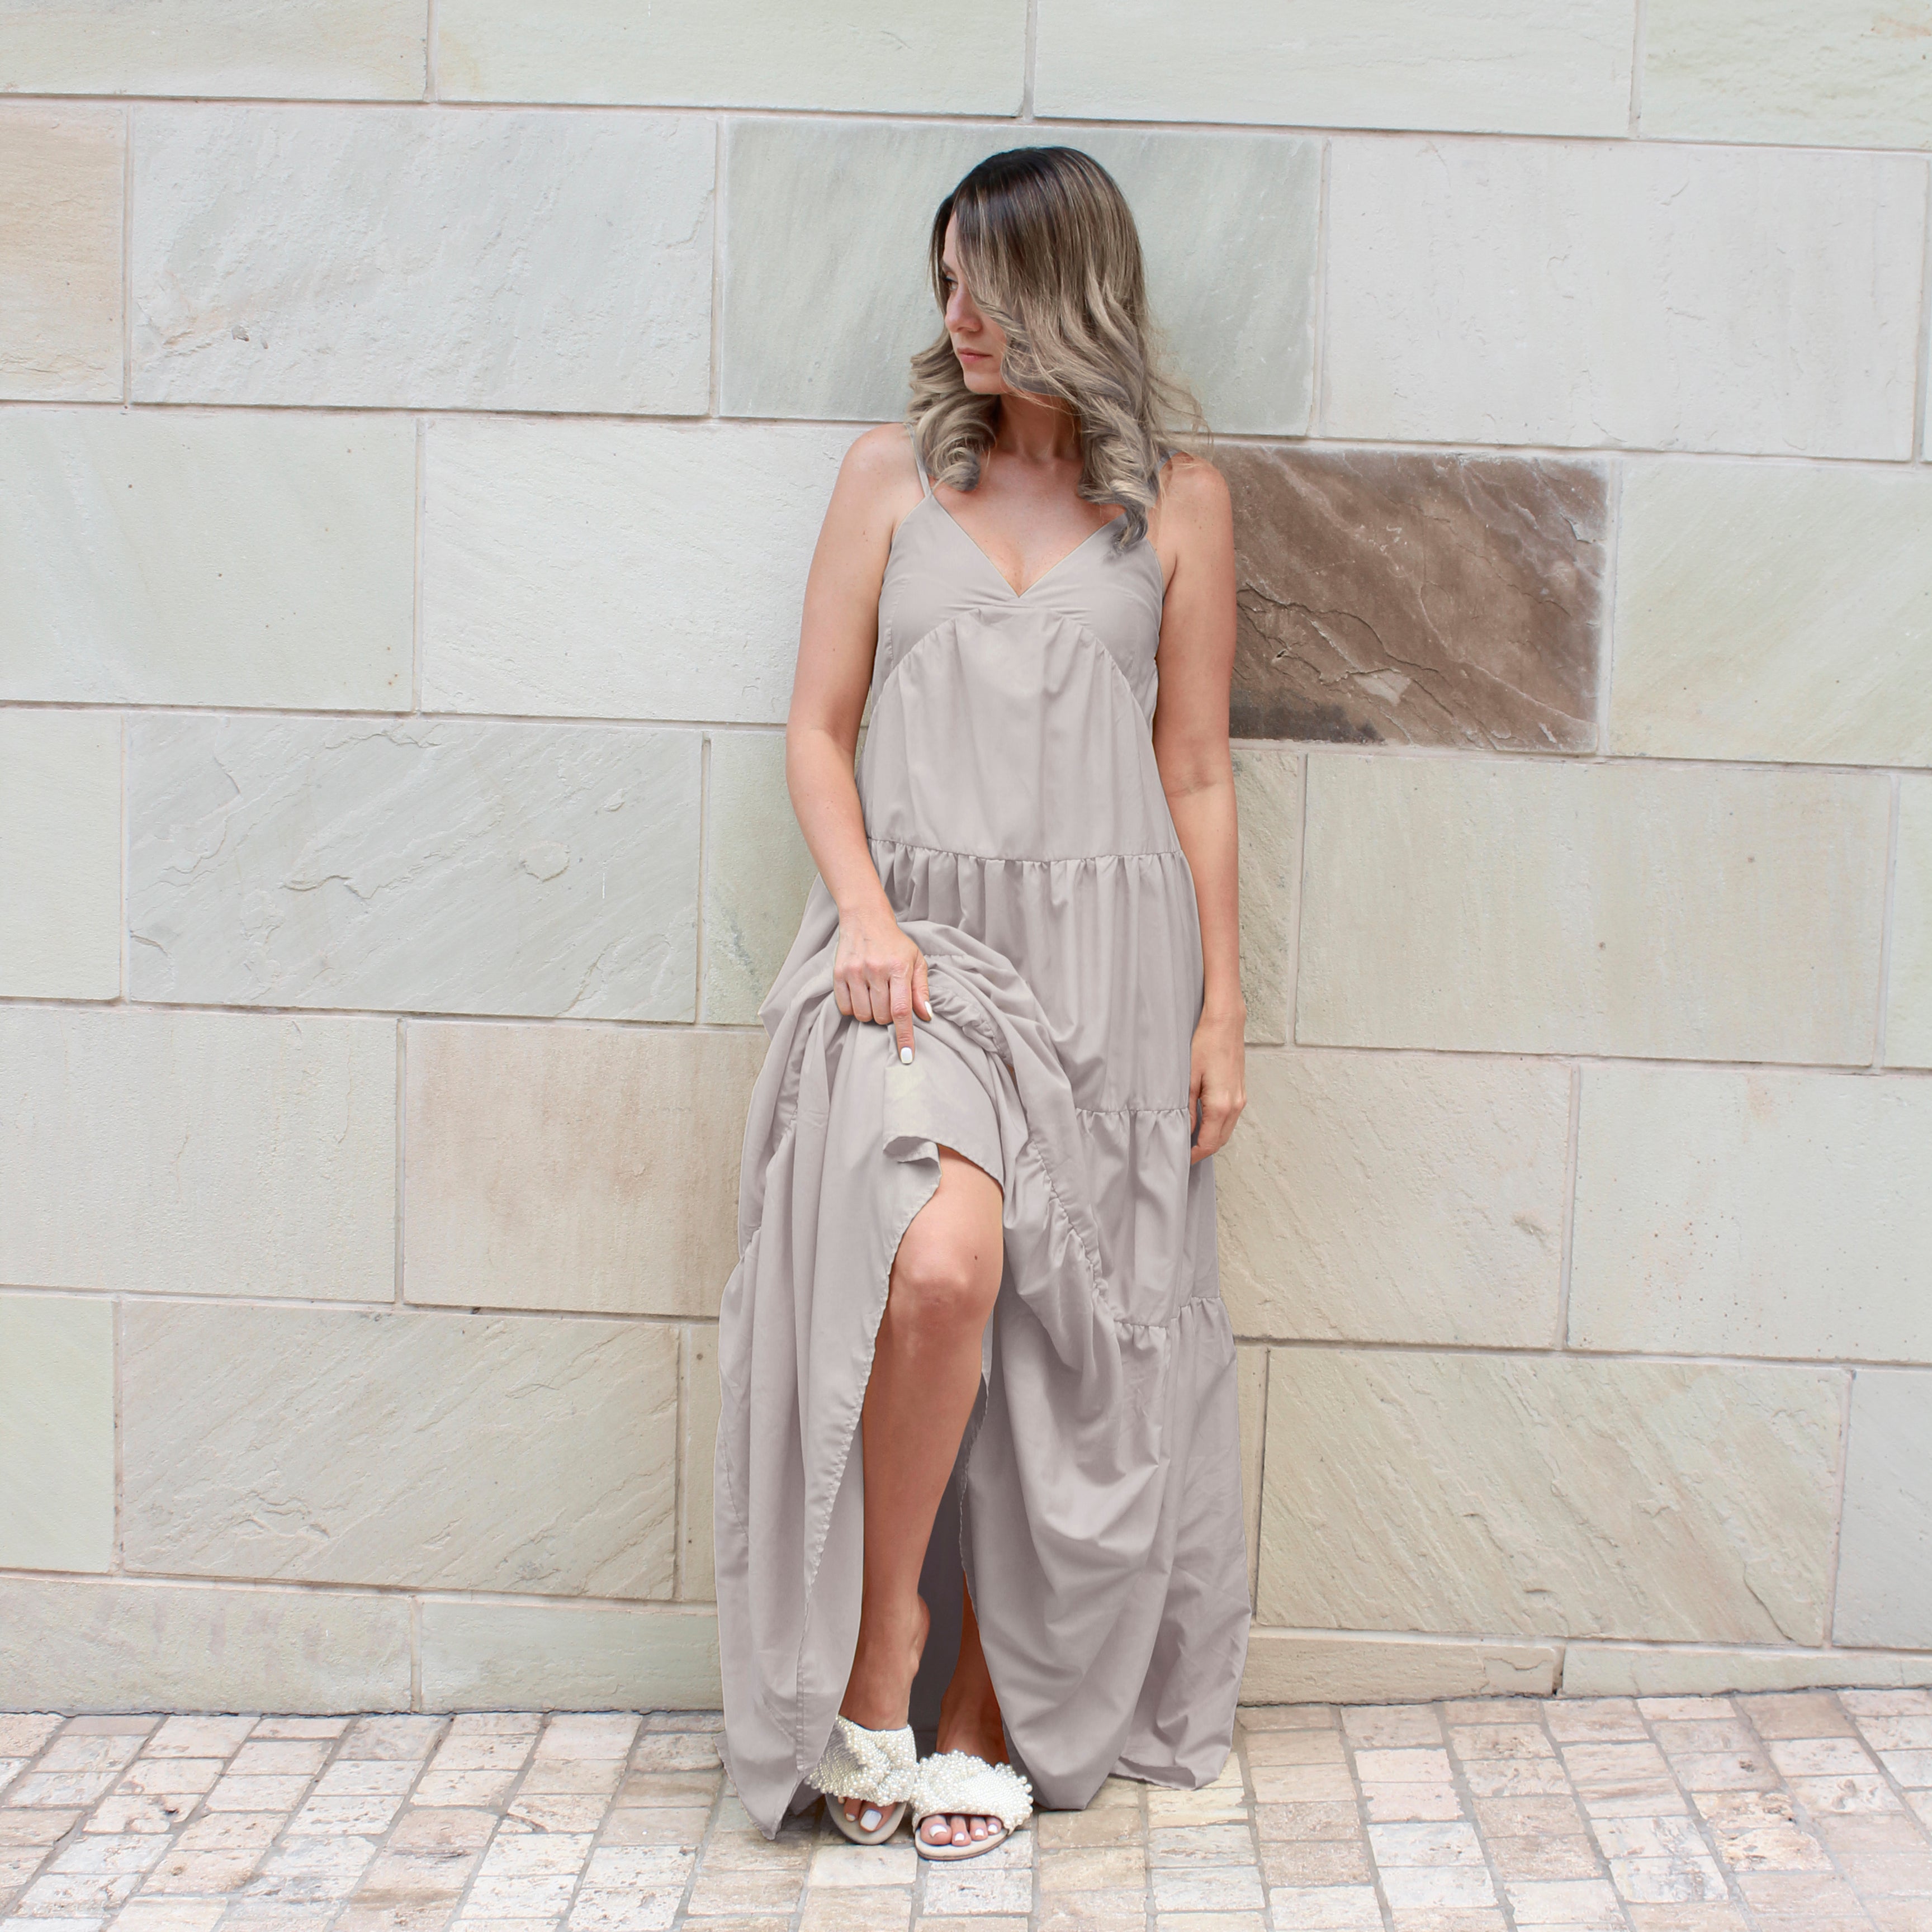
[{"left": 941, "top": 213, "right": 1007, "bottom": 395}]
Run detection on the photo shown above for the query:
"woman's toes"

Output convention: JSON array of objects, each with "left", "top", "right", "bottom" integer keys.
[{"left": 968, "top": 1816, "right": 988, "bottom": 1839}]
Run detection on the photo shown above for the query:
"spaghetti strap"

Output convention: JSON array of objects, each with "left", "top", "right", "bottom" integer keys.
[{"left": 908, "top": 428, "right": 932, "bottom": 499}]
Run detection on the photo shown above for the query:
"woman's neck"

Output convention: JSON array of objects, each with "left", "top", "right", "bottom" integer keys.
[{"left": 991, "top": 391, "right": 1082, "bottom": 466}]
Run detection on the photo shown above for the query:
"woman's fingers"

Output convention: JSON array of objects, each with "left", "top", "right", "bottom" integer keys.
[
  {"left": 913, "top": 953, "right": 932, "bottom": 1022},
  {"left": 891, "top": 964, "right": 915, "bottom": 1063}
]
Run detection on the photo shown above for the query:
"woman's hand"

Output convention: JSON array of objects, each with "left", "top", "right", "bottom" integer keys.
[
  {"left": 833, "top": 902, "right": 933, "bottom": 1063},
  {"left": 1188, "top": 1007, "right": 1246, "bottom": 1163}
]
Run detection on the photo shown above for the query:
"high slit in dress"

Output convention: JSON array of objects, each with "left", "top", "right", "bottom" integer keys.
[{"left": 713, "top": 434, "right": 1252, "bottom": 1838}]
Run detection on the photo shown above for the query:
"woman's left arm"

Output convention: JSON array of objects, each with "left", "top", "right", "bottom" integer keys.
[{"left": 1150, "top": 454, "right": 1246, "bottom": 1164}]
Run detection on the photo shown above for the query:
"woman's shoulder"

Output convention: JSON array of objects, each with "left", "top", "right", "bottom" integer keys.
[
  {"left": 1151, "top": 447, "right": 1231, "bottom": 549},
  {"left": 840, "top": 422, "right": 922, "bottom": 493}
]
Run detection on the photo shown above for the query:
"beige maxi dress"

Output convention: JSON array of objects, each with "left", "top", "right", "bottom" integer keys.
[{"left": 713, "top": 439, "right": 1251, "bottom": 1839}]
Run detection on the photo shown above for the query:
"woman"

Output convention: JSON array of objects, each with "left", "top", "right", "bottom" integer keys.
[{"left": 713, "top": 146, "right": 1251, "bottom": 1862}]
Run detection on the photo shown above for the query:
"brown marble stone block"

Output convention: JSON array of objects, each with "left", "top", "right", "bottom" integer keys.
[{"left": 1221, "top": 446, "right": 1608, "bottom": 750}]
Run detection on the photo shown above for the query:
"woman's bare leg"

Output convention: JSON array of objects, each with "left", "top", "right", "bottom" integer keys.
[
  {"left": 836, "top": 1145, "right": 1003, "bottom": 1827},
  {"left": 922, "top": 1580, "right": 1012, "bottom": 1848}
]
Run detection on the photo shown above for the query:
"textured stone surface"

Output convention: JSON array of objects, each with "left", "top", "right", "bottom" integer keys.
[
  {"left": 680, "top": 1325, "right": 722, "bottom": 1602},
  {"left": 404, "top": 1021, "right": 765, "bottom": 1318},
  {"left": 0, "top": 1007, "right": 395, "bottom": 1301},
  {"left": 1611, "top": 459, "right": 1932, "bottom": 767},
  {"left": 128, "top": 716, "right": 702, "bottom": 1020},
  {"left": 703, "top": 730, "right": 820, "bottom": 1024},
  {"left": 723, "top": 120, "right": 1319, "bottom": 434},
  {"left": 0, "top": 709, "right": 120, "bottom": 1000},
  {"left": 0, "top": 106, "right": 123, "bottom": 400},
  {"left": 423, "top": 419, "right": 846, "bottom": 726},
  {"left": 1566, "top": 1643, "right": 1932, "bottom": 1698},
  {"left": 0, "top": 1578, "right": 410, "bottom": 1712},
  {"left": 1237, "top": 1344, "right": 1267, "bottom": 1603},
  {"left": 438, "top": 0, "right": 1025, "bottom": 110},
  {"left": 1323, "top": 137, "right": 1926, "bottom": 457},
  {"left": 1257, "top": 1350, "right": 1845, "bottom": 1644},
  {"left": 1223, "top": 447, "right": 1607, "bottom": 751},
  {"left": 2, "top": 0, "right": 424, "bottom": 96},
  {"left": 1219, "top": 1049, "right": 1569, "bottom": 1348},
  {"left": 1, "top": 410, "right": 415, "bottom": 710},
  {"left": 1569, "top": 1063, "right": 1932, "bottom": 1362},
  {"left": 1242, "top": 1631, "right": 1561, "bottom": 1706},
  {"left": 0, "top": 1294, "right": 113, "bottom": 1574},
  {"left": 121, "top": 1304, "right": 679, "bottom": 1598},
  {"left": 420, "top": 1603, "right": 722, "bottom": 1710},
  {"left": 1834, "top": 1369, "right": 1932, "bottom": 1651},
  {"left": 1644, "top": 0, "right": 1932, "bottom": 148},
  {"left": 131, "top": 105, "right": 714, "bottom": 411},
  {"left": 1230, "top": 746, "right": 1299, "bottom": 1046},
  {"left": 1034, "top": 0, "right": 1633, "bottom": 134},
  {"left": 1888, "top": 778, "right": 1932, "bottom": 1068},
  {"left": 1297, "top": 754, "right": 1891, "bottom": 1063}
]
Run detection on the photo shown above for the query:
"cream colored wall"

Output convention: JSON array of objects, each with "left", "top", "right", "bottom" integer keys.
[{"left": 2, "top": 0, "right": 1929, "bottom": 1714}]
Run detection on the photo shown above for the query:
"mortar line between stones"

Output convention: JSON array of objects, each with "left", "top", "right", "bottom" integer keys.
[
  {"left": 1438, "top": 1707, "right": 1520, "bottom": 1930},
  {"left": 208, "top": 1712, "right": 344, "bottom": 1932},
  {"left": 120, "top": 102, "right": 132, "bottom": 405},
  {"left": 1020, "top": 0, "right": 1039, "bottom": 121},
  {"left": 37, "top": 694, "right": 1922, "bottom": 784},
  {"left": 411, "top": 419, "right": 426, "bottom": 713},
  {"left": 1596, "top": 457, "right": 1622, "bottom": 756},
  {"left": 1310, "top": 139, "right": 1332, "bottom": 437},
  {"left": 1845, "top": 1694, "right": 1932, "bottom": 1841},
  {"left": 17, "top": 1280, "right": 1932, "bottom": 1380},
  {"left": 394, "top": 1017, "right": 408, "bottom": 1307},
  {"left": 1139, "top": 1772, "right": 1154, "bottom": 1932},
  {"left": 1913, "top": 163, "right": 1932, "bottom": 465},
  {"left": 708, "top": 119, "right": 725, "bottom": 419},
  {"left": 111, "top": 1295, "right": 125, "bottom": 1574},
  {"left": 1822, "top": 1369, "right": 1859, "bottom": 1647},
  {"left": 10, "top": 986, "right": 1932, "bottom": 1083},
  {"left": 1634, "top": 1692, "right": 1753, "bottom": 1924},
  {"left": 1873, "top": 773, "right": 1903, "bottom": 1069},
  {"left": 673, "top": 1325, "right": 692, "bottom": 1602},
  {"left": 1250, "top": 1346, "right": 1271, "bottom": 1612},
  {"left": 548, "top": 1715, "right": 635, "bottom": 1932},
  {"left": 1231, "top": 1718, "right": 1262, "bottom": 1930},
  {"left": 439, "top": 1720, "right": 542, "bottom": 1928},
  {"left": 693, "top": 732, "right": 713, "bottom": 1024},
  {"left": 1330, "top": 1714, "right": 1397, "bottom": 1932},
  {"left": 1733, "top": 1690, "right": 1869, "bottom": 1924},
  {"left": 6, "top": 89, "right": 1929, "bottom": 159},
  {"left": 10, "top": 393, "right": 1932, "bottom": 475},
  {"left": 118, "top": 710, "right": 130, "bottom": 1003},
  {"left": 1533, "top": 1697, "right": 1635, "bottom": 1932},
  {"left": 1287, "top": 752, "right": 1310, "bottom": 1045},
  {"left": 1555, "top": 1060, "right": 1583, "bottom": 1351},
  {"left": 1628, "top": 0, "right": 1647, "bottom": 139}
]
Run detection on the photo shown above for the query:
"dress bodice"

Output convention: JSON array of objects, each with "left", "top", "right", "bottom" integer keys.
[{"left": 875, "top": 486, "right": 1168, "bottom": 719}]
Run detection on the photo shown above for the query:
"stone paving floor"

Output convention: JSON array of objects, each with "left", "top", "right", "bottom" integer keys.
[{"left": 3, "top": 1692, "right": 1930, "bottom": 1932}]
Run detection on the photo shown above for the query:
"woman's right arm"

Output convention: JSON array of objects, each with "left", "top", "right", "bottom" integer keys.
[{"left": 786, "top": 425, "right": 932, "bottom": 1062}]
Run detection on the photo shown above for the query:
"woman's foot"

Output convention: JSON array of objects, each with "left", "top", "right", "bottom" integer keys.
[
  {"left": 920, "top": 1590, "right": 1009, "bottom": 1850},
  {"left": 835, "top": 1592, "right": 930, "bottom": 1831}
]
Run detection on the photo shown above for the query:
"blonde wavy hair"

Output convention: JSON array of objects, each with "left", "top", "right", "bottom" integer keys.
[{"left": 908, "top": 146, "right": 1205, "bottom": 552}]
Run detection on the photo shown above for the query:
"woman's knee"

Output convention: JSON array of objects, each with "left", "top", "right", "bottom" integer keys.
[{"left": 889, "top": 1228, "right": 999, "bottom": 1339}]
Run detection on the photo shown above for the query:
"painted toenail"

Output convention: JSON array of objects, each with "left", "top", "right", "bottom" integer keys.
[{"left": 860, "top": 1807, "right": 880, "bottom": 1830}]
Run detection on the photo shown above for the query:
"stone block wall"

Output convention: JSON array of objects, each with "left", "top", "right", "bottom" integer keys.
[{"left": 2, "top": 0, "right": 1929, "bottom": 1714}]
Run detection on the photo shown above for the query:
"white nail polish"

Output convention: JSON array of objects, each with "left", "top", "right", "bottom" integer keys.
[
  {"left": 860, "top": 1807, "right": 880, "bottom": 1830},
  {"left": 899, "top": 1046, "right": 913, "bottom": 1064}
]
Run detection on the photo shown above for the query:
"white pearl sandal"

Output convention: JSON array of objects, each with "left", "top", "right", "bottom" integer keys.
[
  {"left": 911, "top": 1750, "right": 1034, "bottom": 1860},
  {"left": 806, "top": 1714, "right": 918, "bottom": 1845}
]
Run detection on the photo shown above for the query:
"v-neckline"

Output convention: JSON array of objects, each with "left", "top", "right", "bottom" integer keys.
[{"left": 922, "top": 490, "right": 1127, "bottom": 601}]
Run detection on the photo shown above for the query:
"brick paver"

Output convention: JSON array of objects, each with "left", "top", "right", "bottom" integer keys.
[{"left": 3, "top": 1692, "right": 1929, "bottom": 1931}]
